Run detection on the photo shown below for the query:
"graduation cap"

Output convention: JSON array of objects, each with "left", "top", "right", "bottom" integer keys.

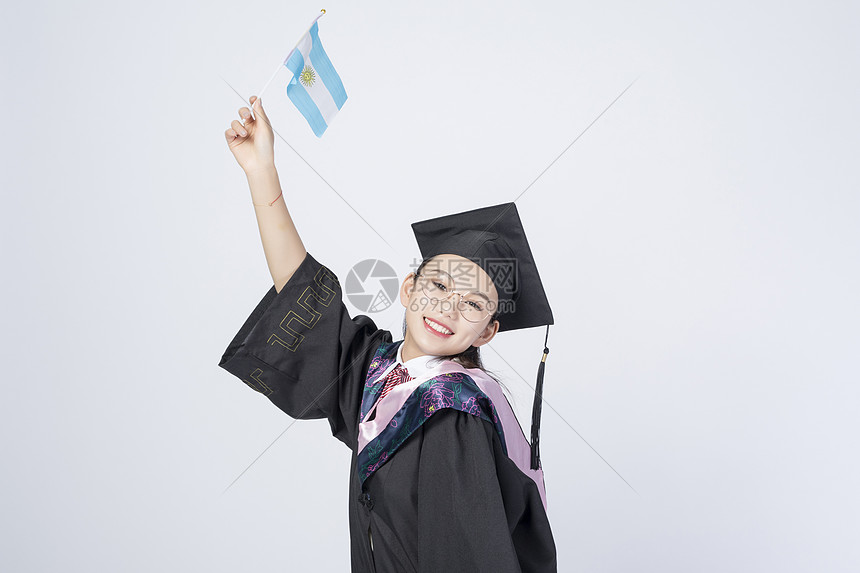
[{"left": 411, "top": 202, "right": 553, "bottom": 470}]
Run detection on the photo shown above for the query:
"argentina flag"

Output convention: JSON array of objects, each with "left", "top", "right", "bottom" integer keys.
[{"left": 283, "top": 20, "right": 347, "bottom": 137}]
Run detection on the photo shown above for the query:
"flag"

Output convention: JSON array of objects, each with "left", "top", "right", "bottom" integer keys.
[{"left": 283, "top": 20, "right": 347, "bottom": 137}]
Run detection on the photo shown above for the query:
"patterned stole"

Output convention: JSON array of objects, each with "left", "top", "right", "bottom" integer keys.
[{"left": 356, "top": 340, "right": 549, "bottom": 511}]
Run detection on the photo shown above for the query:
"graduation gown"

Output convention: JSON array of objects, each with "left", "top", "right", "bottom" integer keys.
[{"left": 218, "top": 252, "right": 557, "bottom": 572}]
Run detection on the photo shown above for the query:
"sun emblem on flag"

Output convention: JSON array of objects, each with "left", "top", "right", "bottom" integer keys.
[{"left": 299, "top": 65, "right": 316, "bottom": 87}]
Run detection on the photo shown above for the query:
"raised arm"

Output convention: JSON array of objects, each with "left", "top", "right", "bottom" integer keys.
[{"left": 225, "top": 95, "right": 307, "bottom": 292}]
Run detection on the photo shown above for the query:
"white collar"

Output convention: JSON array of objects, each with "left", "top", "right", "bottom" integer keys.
[{"left": 396, "top": 342, "right": 442, "bottom": 379}]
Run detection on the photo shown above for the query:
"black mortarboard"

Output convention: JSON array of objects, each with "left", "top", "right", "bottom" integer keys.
[
  {"left": 411, "top": 202, "right": 553, "bottom": 331},
  {"left": 411, "top": 202, "right": 553, "bottom": 469}
]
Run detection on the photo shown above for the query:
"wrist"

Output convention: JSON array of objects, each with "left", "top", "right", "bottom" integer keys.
[{"left": 245, "top": 164, "right": 283, "bottom": 207}]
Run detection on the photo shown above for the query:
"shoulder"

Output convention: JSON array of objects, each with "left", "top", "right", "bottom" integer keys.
[
  {"left": 414, "top": 368, "right": 503, "bottom": 431},
  {"left": 421, "top": 409, "right": 547, "bottom": 515},
  {"left": 421, "top": 407, "right": 499, "bottom": 454}
]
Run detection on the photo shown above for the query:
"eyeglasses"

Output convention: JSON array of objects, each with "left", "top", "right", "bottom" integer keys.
[{"left": 415, "top": 273, "right": 494, "bottom": 323}]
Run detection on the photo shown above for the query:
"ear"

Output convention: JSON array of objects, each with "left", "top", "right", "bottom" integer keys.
[
  {"left": 399, "top": 272, "right": 417, "bottom": 308},
  {"left": 470, "top": 319, "right": 500, "bottom": 348}
]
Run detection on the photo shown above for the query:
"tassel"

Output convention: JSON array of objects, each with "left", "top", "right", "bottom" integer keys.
[{"left": 530, "top": 325, "right": 550, "bottom": 470}]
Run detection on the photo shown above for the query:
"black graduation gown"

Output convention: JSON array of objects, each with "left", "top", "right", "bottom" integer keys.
[{"left": 218, "top": 252, "right": 557, "bottom": 572}]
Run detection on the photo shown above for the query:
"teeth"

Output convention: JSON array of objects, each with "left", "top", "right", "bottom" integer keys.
[{"left": 424, "top": 317, "right": 453, "bottom": 335}]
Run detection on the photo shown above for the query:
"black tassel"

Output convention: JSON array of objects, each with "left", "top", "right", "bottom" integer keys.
[{"left": 530, "top": 325, "right": 550, "bottom": 470}]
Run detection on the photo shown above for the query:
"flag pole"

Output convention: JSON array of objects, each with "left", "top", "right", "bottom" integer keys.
[{"left": 248, "top": 9, "right": 326, "bottom": 120}]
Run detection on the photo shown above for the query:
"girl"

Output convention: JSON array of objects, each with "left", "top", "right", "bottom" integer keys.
[{"left": 220, "top": 96, "right": 557, "bottom": 572}]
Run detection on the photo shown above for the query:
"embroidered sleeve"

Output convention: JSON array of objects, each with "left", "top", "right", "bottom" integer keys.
[{"left": 218, "top": 251, "right": 391, "bottom": 448}]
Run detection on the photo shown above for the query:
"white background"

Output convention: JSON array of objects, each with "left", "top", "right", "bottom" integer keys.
[{"left": 2, "top": 0, "right": 858, "bottom": 571}]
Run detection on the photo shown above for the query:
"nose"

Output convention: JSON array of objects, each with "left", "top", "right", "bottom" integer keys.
[{"left": 436, "top": 291, "right": 461, "bottom": 319}]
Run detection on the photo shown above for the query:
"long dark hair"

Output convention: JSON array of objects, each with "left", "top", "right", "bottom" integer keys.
[{"left": 402, "top": 256, "right": 512, "bottom": 398}]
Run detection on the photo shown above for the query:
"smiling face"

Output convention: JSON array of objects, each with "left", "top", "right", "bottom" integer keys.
[{"left": 399, "top": 254, "right": 500, "bottom": 362}]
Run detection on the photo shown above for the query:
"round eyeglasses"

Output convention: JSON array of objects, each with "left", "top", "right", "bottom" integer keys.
[{"left": 415, "top": 273, "right": 495, "bottom": 323}]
